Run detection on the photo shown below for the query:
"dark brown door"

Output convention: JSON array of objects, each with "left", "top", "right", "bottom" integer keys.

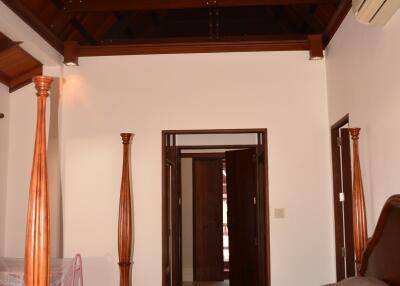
[
  {"left": 331, "top": 122, "right": 355, "bottom": 281},
  {"left": 165, "top": 140, "right": 181, "bottom": 286},
  {"left": 193, "top": 158, "right": 224, "bottom": 281},
  {"left": 226, "top": 148, "right": 259, "bottom": 286}
]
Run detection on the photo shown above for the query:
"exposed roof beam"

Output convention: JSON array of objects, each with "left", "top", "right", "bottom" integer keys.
[
  {"left": 0, "top": 38, "right": 21, "bottom": 55},
  {"left": 0, "top": 71, "right": 10, "bottom": 87},
  {"left": 9, "top": 65, "right": 43, "bottom": 92},
  {"left": 323, "top": 0, "right": 351, "bottom": 47},
  {"left": 63, "top": 0, "right": 340, "bottom": 12},
  {"left": 1, "top": 0, "right": 63, "bottom": 53},
  {"left": 70, "top": 16, "right": 97, "bottom": 45},
  {"left": 77, "top": 36, "right": 310, "bottom": 57}
]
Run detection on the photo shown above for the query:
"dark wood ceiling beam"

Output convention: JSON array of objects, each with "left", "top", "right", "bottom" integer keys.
[
  {"left": 1, "top": 0, "right": 63, "bottom": 52},
  {"left": 323, "top": 0, "right": 351, "bottom": 46},
  {"left": 70, "top": 16, "right": 97, "bottom": 45},
  {"left": 63, "top": 0, "right": 340, "bottom": 12},
  {"left": 77, "top": 36, "right": 309, "bottom": 56},
  {"left": 0, "top": 39, "right": 22, "bottom": 55},
  {"left": 0, "top": 71, "right": 10, "bottom": 87},
  {"left": 9, "top": 65, "right": 43, "bottom": 93}
]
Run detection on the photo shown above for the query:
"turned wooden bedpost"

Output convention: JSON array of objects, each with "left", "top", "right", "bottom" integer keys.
[
  {"left": 25, "top": 76, "right": 53, "bottom": 286},
  {"left": 119, "top": 133, "right": 133, "bottom": 286},
  {"left": 349, "top": 128, "right": 368, "bottom": 273}
]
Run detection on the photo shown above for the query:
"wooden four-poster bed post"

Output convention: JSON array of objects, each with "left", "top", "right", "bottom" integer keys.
[
  {"left": 25, "top": 76, "right": 53, "bottom": 286},
  {"left": 349, "top": 128, "right": 368, "bottom": 273},
  {"left": 118, "top": 133, "right": 133, "bottom": 286},
  {"left": 23, "top": 75, "right": 131, "bottom": 286}
]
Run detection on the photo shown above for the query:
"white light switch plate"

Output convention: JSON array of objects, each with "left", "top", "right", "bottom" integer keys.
[{"left": 274, "top": 208, "right": 285, "bottom": 219}]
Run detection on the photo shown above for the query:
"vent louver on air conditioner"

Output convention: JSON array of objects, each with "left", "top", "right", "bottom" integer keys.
[{"left": 352, "top": 0, "right": 400, "bottom": 26}]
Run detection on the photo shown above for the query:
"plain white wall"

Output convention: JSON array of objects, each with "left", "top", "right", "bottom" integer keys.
[
  {"left": 326, "top": 10, "right": 400, "bottom": 230},
  {"left": 4, "top": 84, "right": 37, "bottom": 257},
  {"left": 60, "top": 52, "right": 335, "bottom": 286},
  {"left": 0, "top": 83, "right": 10, "bottom": 255},
  {"left": 181, "top": 158, "right": 193, "bottom": 282}
]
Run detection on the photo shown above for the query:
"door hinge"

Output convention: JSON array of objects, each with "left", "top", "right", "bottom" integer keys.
[
  {"left": 341, "top": 247, "right": 346, "bottom": 258},
  {"left": 337, "top": 137, "right": 342, "bottom": 147},
  {"left": 178, "top": 197, "right": 182, "bottom": 206},
  {"left": 339, "top": 192, "right": 345, "bottom": 202},
  {"left": 253, "top": 196, "right": 257, "bottom": 205}
]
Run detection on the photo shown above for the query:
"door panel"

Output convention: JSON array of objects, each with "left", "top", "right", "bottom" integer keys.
[
  {"left": 340, "top": 129, "right": 355, "bottom": 277},
  {"left": 193, "top": 158, "right": 224, "bottom": 281},
  {"left": 226, "top": 148, "right": 258, "bottom": 286},
  {"left": 331, "top": 126, "right": 355, "bottom": 281}
]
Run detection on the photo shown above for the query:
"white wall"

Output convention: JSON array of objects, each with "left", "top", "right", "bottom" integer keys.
[
  {"left": 0, "top": 84, "right": 10, "bottom": 256},
  {"left": 181, "top": 158, "right": 193, "bottom": 282},
  {"left": 326, "top": 11, "right": 400, "bottom": 230},
  {"left": 4, "top": 84, "right": 36, "bottom": 257},
  {"left": 61, "top": 52, "right": 335, "bottom": 286}
]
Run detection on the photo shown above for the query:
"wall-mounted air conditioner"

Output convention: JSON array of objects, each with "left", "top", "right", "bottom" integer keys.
[{"left": 352, "top": 0, "right": 400, "bottom": 26}]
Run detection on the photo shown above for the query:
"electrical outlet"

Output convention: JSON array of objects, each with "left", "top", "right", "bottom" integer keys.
[{"left": 274, "top": 208, "right": 285, "bottom": 219}]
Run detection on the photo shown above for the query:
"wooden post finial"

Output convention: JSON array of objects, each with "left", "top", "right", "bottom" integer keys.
[
  {"left": 121, "top": 133, "right": 133, "bottom": 144},
  {"left": 349, "top": 127, "right": 368, "bottom": 273},
  {"left": 119, "top": 133, "right": 133, "bottom": 286},
  {"left": 33, "top": 76, "right": 53, "bottom": 97},
  {"left": 350, "top": 128, "right": 361, "bottom": 141}
]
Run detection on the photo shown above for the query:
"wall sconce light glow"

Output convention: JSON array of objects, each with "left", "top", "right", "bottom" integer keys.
[
  {"left": 310, "top": 56, "right": 323, "bottom": 60},
  {"left": 65, "top": 62, "right": 77, "bottom": 67}
]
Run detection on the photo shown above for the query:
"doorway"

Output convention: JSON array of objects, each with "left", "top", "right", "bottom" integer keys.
[
  {"left": 162, "top": 129, "right": 270, "bottom": 286},
  {"left": 331, "top": 115, "right": 355, "bottom": 281}
]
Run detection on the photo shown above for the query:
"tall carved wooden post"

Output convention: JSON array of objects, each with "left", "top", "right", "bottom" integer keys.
[
  {"left": 349, "top": 128, "right": 368, "bottom": 272},
  {"left": 25, "top": 76, "right": 53, "bottom": 286},
  {"left": 119, "top": 133, "right": 133, "bottom": 286}
]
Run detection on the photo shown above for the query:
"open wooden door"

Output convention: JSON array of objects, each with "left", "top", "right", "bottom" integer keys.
[
  {"left": 331, "top": 120, "right": 355, "bottom": 280},
  {"left": 226, "top": 148, "right": 259, "bottom": 286},
  {"left": 193, "top": 158, "right": 224, "bottom": 281}
]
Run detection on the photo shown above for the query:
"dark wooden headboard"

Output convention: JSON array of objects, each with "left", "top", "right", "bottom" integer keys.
[{"left": 359, "top": 195, "right": 400, "bottom": 286}]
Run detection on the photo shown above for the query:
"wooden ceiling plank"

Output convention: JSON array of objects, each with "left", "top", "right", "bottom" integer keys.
[
  {"left": 63, "top": 0, "right": 340, "bottom": 12},
  {"left": 299, "top": 5, "right": 318, "bottom": 32},
  {"left": 9, "top": 64, "right": 43, "bottom": 92},
  {"left": 1, "top": 0, "right": 63, "bottom": 52},
  {"left": 322, "top": 0, "right": 351, "bottom": 46},
  {"left": 78, "top": 36, "right": 309, "bottom": 56}
]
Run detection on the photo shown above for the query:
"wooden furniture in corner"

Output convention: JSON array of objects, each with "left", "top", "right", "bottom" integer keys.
[
  {"left": 118, "top": 133, "right": 133, "bottom": 286},
  {"left": 24, "top": 76, "right": 53, "bottom": 286},
  {"left": 349, "top": 128, "right": 368, "bottom": 272},
  {"left": 360, "top": 195, "right": 400, "bottom": 285}
]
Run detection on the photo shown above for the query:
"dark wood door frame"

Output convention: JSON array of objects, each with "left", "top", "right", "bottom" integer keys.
[
  {"left": 331, "top": 115, "right": 355, "bottom": 281},
  {"left": 162, "top": 129, "right": 270, "bottom": 286}
]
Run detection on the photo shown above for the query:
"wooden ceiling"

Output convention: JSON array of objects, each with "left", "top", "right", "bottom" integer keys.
[
  {"left": 1, "top": 0, "right": 351, "bottom": 57},
  {"left": 0, "top": 32, "right": 42, "bottom": 92}
]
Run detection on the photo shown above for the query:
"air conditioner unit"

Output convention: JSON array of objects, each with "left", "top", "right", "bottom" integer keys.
[{"left": 352, "top": 0, "right": 400, "bottom": 26}]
